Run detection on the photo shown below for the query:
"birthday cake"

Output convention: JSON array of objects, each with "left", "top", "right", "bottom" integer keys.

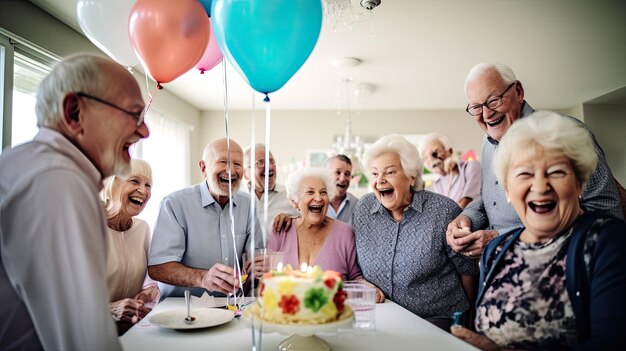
[{"left": 258, "top": 265, "right": 347, "bottom": 324}]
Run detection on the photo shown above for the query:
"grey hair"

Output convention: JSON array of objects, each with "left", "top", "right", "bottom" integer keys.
[
  {"left": 36, "top": 54, "right": 111, "bottom": 128},
  {"left": 244, "top": 143, "right": 267, "bottom": 167},
  {"left": 326, "top": 154, "right": 352, "bottom": 166},
  {"left": 418, "top": 133, "right": 453, "bottom": 159},
  {"left": 494, "top": 110, "right": 597, "bottom": 189},
  {"left": 464, "top": 63, "right": 517, "bottom": 98},
  {"left": 361, "top": 134, "right": 424, "bottom": 190},
  {"left": 285, "top": 167, "right": 336, "bottom": 203}
]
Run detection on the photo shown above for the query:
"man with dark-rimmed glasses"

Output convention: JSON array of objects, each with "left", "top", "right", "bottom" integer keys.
[
  {"left": 446, "top": 62, "right": 623, "bottom": 259},
  {"left": 0, "top": 54, "right": 149, "bottom": 350}
]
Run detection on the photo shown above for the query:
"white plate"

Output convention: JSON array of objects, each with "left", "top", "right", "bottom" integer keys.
[
  {"left": 149, "top": 308, "right": 235, "bottom": 330},
  {"left": 242, "top": 304, "right": 354, "bottom": 336}
]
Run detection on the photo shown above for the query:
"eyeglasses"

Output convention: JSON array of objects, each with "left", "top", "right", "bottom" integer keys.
[
  {"left": 253, "top": 159, "right": 276, "bottom": 168},
  {"left": 465, "top": 82, "right": 516, "bottom": 117},
  {"left": 77, "top": 92, "right": 145, "bottom": 126}
]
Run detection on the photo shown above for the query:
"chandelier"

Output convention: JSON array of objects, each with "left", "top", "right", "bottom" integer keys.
[
  {"left": 331, "top": 64, "right": 375, "bottom": 162},
  {"left": 322, "top": 0, "right": 383, "bottom": 32}
]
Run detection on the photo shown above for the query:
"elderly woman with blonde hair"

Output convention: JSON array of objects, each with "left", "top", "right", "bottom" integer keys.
[
  {"left": 102, "top": 159, "right": 159, "bottom": 334},
  {"left": 352, "top": 134, "right": 478, "bottom": 330},
  {"left": 452, "top": 111, "right": 626, "bottom": 350}
]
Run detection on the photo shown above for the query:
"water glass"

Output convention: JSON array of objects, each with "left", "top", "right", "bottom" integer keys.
[{"left": 343, "top": 283, "right": 376, "bottom": 330}]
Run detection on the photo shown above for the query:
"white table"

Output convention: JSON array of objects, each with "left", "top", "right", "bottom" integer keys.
[{"left": 121, "top": 298, "right": 477, "bottom": 351}]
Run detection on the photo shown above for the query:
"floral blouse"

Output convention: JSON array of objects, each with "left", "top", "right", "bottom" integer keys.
[{"left": 476, "top": 230, "right": 578, "bottom": 350}]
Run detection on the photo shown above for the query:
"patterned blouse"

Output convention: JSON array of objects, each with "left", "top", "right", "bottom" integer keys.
[
  {"left": 476, "top": 229, "right": 577, "bottom": 349},
  {"left": 352, "top": 191, "right": 478, "bottom": 318}
]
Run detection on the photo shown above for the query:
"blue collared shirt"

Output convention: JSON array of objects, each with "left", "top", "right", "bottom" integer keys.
[
  {"left": 149, "top": 181, "right": 264, "bottom": 298},
  {"left": 327, "top": 192, "right": 359, "bottom": 224}
]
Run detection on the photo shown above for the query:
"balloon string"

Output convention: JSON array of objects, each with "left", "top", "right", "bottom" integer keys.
[
  {"left": 143, "top": 88, "right": 159, "bottom": 117},
  {"left": 249, "top": 90, "right": 256, "bottom": 292},
  {"left": 220, "top": 59, "right": 243, "bottom": 302},
  {"left": 262, "top": 96, "right": 271, "bottom": 244}
]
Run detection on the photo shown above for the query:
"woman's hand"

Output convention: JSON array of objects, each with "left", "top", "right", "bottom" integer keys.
[
  {"left": 451, "top": 326, "right": 499, "bottom": 351},
  {"left": 109, "top": 298, "right": 152, "bottom": 323},
  {"left": 133, "top": 284, "right": 160, "bottom": 305}
]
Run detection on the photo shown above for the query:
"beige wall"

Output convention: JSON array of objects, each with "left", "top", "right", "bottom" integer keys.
[
  {"left": 200, "top": 109, "right": 485, "bottom": 175},
  {"left": 0, "top": 0, "right": 203, "bottom": 183},
  {"left": 583, "top": 103, "right": 626, "bottom": 184}
]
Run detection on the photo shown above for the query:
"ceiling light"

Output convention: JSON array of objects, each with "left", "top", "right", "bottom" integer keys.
[
  {"left": 360, "top": 0, "right": 382, "bottom": 11},
  {"left": 330, "top": 57, "right": 362, "bottom": 68}
]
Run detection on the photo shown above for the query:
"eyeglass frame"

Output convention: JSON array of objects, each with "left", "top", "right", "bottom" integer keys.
[
  {"left": 250, "top": 159, "right": 276, "bottom": 169},
  {"left": 76, "top": 92, "right": 145, "bottom": 126},
  {"left": 465, "top": 81, "right": 517, "bottom": 117}
]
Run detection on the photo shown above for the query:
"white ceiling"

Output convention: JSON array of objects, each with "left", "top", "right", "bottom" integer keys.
[{"left": 29, "top": 0, "right": 626, "bottom": 111}]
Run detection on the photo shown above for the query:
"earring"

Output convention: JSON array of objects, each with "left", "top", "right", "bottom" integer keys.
[{"left": 506, "top": 197, "right": 511, "bottom": 203}]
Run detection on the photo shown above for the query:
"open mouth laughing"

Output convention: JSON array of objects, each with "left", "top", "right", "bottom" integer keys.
[
  {"left": 308, "top": 204, "right": 324, "bottom": 213},
  {"left": 378, "top": 188, "right": 394, "bottom": 198},
  {"left": 129, "top": 196, "right": 145, "bottom": 206},
  {"left": 528, "top": 200, "right": 556, "bottom": 214},
  {"left": 486, "top": 115, "right": 505, "bottom": 127}
]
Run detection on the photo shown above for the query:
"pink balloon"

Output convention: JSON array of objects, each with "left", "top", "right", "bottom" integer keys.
[
  {"left": 195, "top": 19, "right": 223, "bottom": 74},
  {"left": 128, "top": 0, "right": 209, "bottom": 85}
]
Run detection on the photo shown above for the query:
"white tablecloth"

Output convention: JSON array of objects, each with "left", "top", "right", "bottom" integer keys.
[{"left": 120, "top": 297, "right": 477, "bottom": 351}]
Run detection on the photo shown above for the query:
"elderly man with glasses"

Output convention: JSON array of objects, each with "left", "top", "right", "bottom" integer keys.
[
  {"left": 0, "top": 54, "right": 149, "bottom": 350},
  {"left": 446, "top": 62, "right": 623, "bottom": 259},
  {"left": 243, "top": 144, "right": 298, "bottom": 243}
]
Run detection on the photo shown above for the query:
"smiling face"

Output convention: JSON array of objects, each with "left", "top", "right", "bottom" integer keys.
[
  {"left": 245, "top": 148, "right": 276, "bottom": 194},
  {"left": 422, "top": 139, "right": 452, "bottom": 175},
  {"left": 326, "top": 158, "right": 352, "bottom": 200},
  {"left": 505, "top": 146, "right": 583, "bottom": 243},
  {"left": 201, "top": 139, "right": 244, "bottom": 198},
  {"left": 369, "top": 152, "right": 414, "bottom": 217},
  {"left": 465, "top": 68, "right": 524, "bottom": 142},
  {"left": 116, "top": 173, "right": 152, "bottom": 217},
  {"left": 295, "top": 176, "right": 330, "bottom": 226},
  {"left": 77, "top": 61, "right": 149, "bottom": 178}
]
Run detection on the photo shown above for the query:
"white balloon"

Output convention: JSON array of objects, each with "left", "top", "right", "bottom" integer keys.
[{"left": 77, "top": 0, "right": 138, "bottom": 67}]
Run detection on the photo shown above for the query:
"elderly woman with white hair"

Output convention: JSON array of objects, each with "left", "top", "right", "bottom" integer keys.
[
  {"left": 102, "top": 159, "right": 159, "bottom": 334},
  {"left": 452, "top": 111, "right": 626, "bottom": 350},
  {"left": 420, "top": 133, "right": 481, "bottom": 209},
  {"left": 352, "top": 134, "right": 478, "bottom": 330}
]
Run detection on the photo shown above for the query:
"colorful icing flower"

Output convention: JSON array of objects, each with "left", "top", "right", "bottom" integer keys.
[
  {"left": 262, "top": 289, "right": 278, "bottom": 311},
  {"left": 320, "top": 300, "right": 338, "bottom": 319},
  {"left": 278, "top": 279, "right": 297, "bottom": 295},
  {"left": 278, "top": 295, "right": 300, "bottom": 315},
  {"left": 304, "top": 288, "right": 328, "bottom": 312},
  {"left": 324, "top": 277, "right": 336, "bottom": 289},
  {"left": 333, "top": 288, "right": 347, "bottom": 312}
]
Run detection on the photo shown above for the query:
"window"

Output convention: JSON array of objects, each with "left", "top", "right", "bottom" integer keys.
[
  {"left": 1, "top": 31, "right": 58, "bottom": 152},
  {"left": 133, "top": 109, "right": 191, "bottom": 228}
]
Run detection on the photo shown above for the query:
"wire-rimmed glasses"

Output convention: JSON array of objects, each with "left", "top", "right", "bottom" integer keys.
[
  {"left": 77, "top": 92, "right": 145, "bottom": 126},
  {"left": 465, "top": 82, "right": 516, "bottom": 117}
]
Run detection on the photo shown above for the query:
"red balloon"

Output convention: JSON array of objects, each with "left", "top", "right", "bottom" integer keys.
[{"left": 129, "top": 0, "right": 209, "bottom": 84}]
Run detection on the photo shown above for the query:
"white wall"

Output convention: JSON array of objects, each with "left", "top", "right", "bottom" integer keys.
[
  {"left": 200, "top": 109, "right": 485, "bottom": 174},
  {"left": 584, "top": 103, "right": 626, "bottom": 184}
]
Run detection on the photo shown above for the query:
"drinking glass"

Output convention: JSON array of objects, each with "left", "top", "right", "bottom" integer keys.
[{"left": 343, "top": 283, "right": 376, "bottom": 330}]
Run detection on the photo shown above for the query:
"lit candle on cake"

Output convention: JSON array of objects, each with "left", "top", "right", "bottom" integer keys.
[
  {"left": 300, "top": 262, "right": 308, "bottom": 273},
  {"left": 276, "top": 262, "right": 283, "bottom": 272}
]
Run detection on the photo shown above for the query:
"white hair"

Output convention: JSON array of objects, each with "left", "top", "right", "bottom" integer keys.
[
  {"left": 244, "top": 143, "right": 268, "bottom": 168},
  {"left": 285, "top": 167, "right": 336, "bottom": 202},
  {"left": 464, "top": 62, "right": 517, "bottom": 98},
  {"left": 418, "top": 133, "right": 453, "bottom": 159},
  {"left": 494, "top": 110, "right": 598, "bottom": 189},
  {"left": 36, "top": 54, "right": 110, "bottom": 128},
  {"left": 361, "top": 134, "right": 424, "bottom": 190}
]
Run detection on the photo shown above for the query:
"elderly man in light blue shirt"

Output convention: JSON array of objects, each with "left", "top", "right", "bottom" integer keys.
[{"left": 149, "top": 138, "right": 264, "bottom": 299}]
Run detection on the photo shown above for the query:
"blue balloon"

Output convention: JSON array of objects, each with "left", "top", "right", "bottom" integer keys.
[
  {"left": 211, "top": 0, "right": 322, "bottom": 95},
  {"left": 198, "top": 0, "right": 212, "bottom": 17}
]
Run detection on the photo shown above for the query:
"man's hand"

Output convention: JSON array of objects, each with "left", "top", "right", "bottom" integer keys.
[
  {"left": 446, "top": 215, "right": 498, "bottom": 258},
  {"left": 201, "top": 263, "right": 240, "bottom": 294},
  {"left": 133, "top": 284, "right": 160, "bottom": 305},
  {"left": 272, "top": 213, "right": 296, "bottom": 233}
]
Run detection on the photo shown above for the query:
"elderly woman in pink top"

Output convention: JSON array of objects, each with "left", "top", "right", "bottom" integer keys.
[{"left": 267, "top": 167, "right": 384, "bottom": 302}]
